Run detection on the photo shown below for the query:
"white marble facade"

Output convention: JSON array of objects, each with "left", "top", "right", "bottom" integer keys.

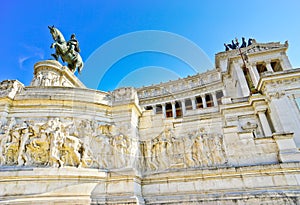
[{"left": 0, "top": 40, "right": 300, "bottom": 204}]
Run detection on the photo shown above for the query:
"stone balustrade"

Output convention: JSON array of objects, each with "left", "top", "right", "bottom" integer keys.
[{"left": 137, "top": 71, "right": 221, "bottom": 99}]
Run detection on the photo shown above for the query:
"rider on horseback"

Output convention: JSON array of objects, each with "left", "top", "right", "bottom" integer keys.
[
  {"left": 67, "top": 34, "right": 80, "bottom": 60},
  {"left": 49, "top": 26, "right": 84, "bottom": 73}
]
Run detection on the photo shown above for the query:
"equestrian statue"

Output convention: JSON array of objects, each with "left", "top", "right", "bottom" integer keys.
[{"left": 48, "top": 26, "right": 84, "bottom": 74}]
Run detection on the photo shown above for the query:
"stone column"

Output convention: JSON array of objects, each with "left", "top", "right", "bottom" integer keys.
[
  {"left": 222, "top": 89, "right": 227, "bottom": 97},
  {"left": 233, "top": 61, "right": 250, "bottom": 97},
  {"left": 181, "top": 99, "right": 186, "bottom": 116},
  {"left": 253, "top": 102, "right": 273, "bottom": 137},
  {"left": 265, "top": 60, "right": 273, "bottom": 72},
  {"left": 191, "top": 97, "right": 196, "bottom": 110},
  {"left": 151, "top": 105, "right": 156, "bottom": 114},
  {"left": 248, "top": 63, "right": 260, "bottom": 87},
  {"left": 257, "top": 110, "right": 272, "bottom": 137},
  {"left": 162, "top": 103, "right": 166, "bottom": 118},
  {"left": 201, "top": 94, "right": 207, "bottom": 108},
  {"left": 171, "top": 101, "right": 176, "bottom": 118},
  {"left": 280, "top": 55, "right": 292, "bottom": 70},
  {"left": 212, "top": 92, "right": 218, "bottom": 107}
]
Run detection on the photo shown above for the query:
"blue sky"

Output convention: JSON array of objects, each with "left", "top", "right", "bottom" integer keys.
[{"left": 1, "top": 1, "right": 300, "bottom": 91}]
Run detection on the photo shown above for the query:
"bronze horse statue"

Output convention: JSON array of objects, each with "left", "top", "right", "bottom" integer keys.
[{"left": 48, "top": 26, "right": 83, "bottom": 74}]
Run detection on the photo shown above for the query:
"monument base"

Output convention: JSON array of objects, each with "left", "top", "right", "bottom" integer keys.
[
  {"left": 30, "top": 60, "right": 86, "bottom": 88},
  {"left": 0, "top": 167, "right": 103, "bottom": 204}
]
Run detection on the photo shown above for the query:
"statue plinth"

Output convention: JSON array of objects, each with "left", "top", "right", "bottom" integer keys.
[
  {"left": 30, "top": 60, "right": 86, "bottom": 88},
  {"left": 0, "top": 167, "right": 102, "bottom": 204}
]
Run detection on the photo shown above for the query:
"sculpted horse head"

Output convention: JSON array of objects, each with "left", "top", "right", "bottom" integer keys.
[
  {"left": 48, "top": 26, "right": 84, "bottom": 74},
  {"left": 48, "top": 25, "right": 65, "bottom": 43}
]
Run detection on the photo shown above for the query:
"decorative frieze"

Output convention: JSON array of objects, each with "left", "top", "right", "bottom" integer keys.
[{"left": 140, "top": 128, "right": 227, "bottom": 173}]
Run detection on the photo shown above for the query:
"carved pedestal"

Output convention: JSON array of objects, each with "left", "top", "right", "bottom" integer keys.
[{"left": 30, "top": 60, "right": 86, "bottom": 88}]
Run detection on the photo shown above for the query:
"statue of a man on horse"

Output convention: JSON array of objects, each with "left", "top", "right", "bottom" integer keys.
[{"left": 48, "top": 26, "right": 84, "bottom": 74}]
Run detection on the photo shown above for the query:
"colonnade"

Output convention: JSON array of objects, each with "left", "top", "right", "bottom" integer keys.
[{"left": 145, "top": 90, "right": 224, "bottom": 118}]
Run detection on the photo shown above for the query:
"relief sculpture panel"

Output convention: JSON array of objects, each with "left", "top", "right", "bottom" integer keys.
[
  {"left": 141, "top": 128, "right": 228, "bottom": 173},
  {"left": 0, "top": 117, "right": 137, "bottom": 170},
  {"left": 0, "top": 117, "right": 227, "bottom": 173},
  {"left": 0, "top": 118, "right": 95, "bottom": 168}
]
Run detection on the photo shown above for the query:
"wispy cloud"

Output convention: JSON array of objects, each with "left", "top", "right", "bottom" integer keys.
[{"left": 18, "top": 44, "right": 45, "bottom": 70}]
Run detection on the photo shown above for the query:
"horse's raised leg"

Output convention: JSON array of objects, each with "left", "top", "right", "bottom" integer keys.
[{"left": 51, "top": 54, "right": 59, "bottom": 61}]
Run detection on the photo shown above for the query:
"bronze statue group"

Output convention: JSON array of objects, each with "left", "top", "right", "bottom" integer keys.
[{"left": 224, "top": 37, "right": 253, "bottom": 51}]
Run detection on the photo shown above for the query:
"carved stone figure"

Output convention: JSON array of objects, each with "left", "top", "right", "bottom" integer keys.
[
  {"left": 112, "top": 134, "right": 129, "bottom": 168},
  {"left": 48, "top": 124, "right": 65, "bottom": 167},
  {"left": 17, "top": 123, "right": 31, "bottom": 166},
  {"left": 0, "top": 125, "right": 10, "bottom": 165},
  {"left": 192, "top": 135, "right": 205, "bottom": 166},
  {"left": 211, "top": 134, "right": 226, "bottom": 165},
  {"left": 95, "top": 135, "right": 111, "bottom": 168},
  {"left": 183, "top": 134, "right": 195, "bottom": 167}
]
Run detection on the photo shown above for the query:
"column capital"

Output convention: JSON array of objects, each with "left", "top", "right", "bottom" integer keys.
[
  {"left": 265, "top": 59, "right": 271, "bottom": 64},
  {"left": 256, "top": 109, "right": 267, "bottom": 115},
  {"left": 254, "top": 105, "right": 268, "bottom": 115}
]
